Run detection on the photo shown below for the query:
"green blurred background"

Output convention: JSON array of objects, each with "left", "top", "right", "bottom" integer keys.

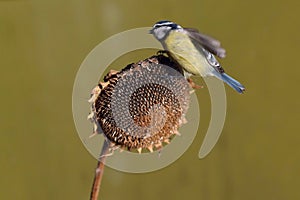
[{"left": 1, "top": 0, "right": 299, "bottom": 199}]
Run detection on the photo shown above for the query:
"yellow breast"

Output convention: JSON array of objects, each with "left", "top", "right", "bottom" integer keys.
[{"left": 164, "top": 31, "right": 213, "bottom": 76}]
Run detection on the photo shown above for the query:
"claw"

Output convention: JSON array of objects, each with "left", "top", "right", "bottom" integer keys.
[{"left": 187, "top": 78, "right": 203, "bottom": 89}]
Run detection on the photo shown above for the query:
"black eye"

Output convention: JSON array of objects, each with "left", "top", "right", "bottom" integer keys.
[{"left": 170, "top": 24, "right": 178, "bottom": 29}]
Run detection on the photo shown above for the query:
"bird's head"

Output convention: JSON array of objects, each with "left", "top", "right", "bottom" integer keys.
[{"left": 149, "top": 20, "right": 182, "bottom": 41}]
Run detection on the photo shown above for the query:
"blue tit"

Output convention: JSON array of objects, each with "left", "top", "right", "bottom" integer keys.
[{"left": 149, "top": 20, "right": 245, "bottom": 93}]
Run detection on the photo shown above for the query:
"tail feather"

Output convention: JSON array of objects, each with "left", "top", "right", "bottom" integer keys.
[{"left": 220, "top": 73, "right": 245, "bottom": 93}]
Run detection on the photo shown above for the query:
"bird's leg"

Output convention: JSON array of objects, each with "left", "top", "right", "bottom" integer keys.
[{"left": 187, "top": 78, "right": 203, "bottom": 89}]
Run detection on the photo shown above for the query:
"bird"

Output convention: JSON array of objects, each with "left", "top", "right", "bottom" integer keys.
[{"left": 149, "top": 20, "right": 245, "bottom": 93}]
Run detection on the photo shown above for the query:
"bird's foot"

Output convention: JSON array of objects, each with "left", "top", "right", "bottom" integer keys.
[{"left": 187, "top": 78, "right": 203, "bottom": 89}]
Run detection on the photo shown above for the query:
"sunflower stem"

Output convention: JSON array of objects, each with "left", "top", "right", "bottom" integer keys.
[{"left": 90, "top": 140, "right": 110, "bottom": 200}]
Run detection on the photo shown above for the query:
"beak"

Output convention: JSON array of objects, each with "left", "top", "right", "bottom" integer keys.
[{"left": 149, "top": 29, "right": 153, "bottom": 34}]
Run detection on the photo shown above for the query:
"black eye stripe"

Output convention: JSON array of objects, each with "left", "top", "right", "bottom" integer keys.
[{"left": 153, "top": 21, "right": 180, "bottom": 30}]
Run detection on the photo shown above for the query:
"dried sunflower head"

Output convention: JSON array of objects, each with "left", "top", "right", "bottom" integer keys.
[{"left": 88, "top": 54, "right": 191, "bottom": 153}]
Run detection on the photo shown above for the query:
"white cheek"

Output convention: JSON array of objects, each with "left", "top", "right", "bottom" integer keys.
[{"left": 155, "top": 30, "right": 166, "bottom": 40}]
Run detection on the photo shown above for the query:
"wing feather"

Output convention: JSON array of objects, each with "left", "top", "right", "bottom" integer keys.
[{"left": 184, "top": 28, "right": 226, "bottom": 58}]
